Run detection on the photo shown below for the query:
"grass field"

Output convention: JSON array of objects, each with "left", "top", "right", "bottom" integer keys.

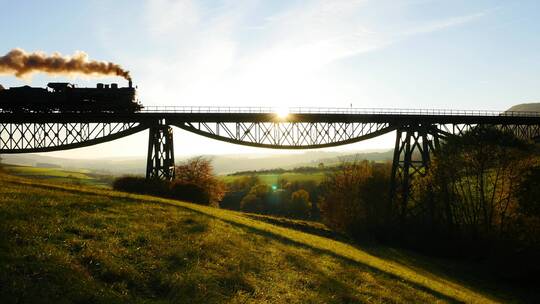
[
  {"left": 0, "top": 172, "right": 533, "bottom": 303},
  {"left": 1, "top": 164, "right": 114, "bottom": 187},
  {"left": 220, "top": 172, "right": 326, "bottom": 185}
]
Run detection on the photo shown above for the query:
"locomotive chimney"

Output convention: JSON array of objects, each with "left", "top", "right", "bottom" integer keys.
[{"left": 128, "top": 80, "right": 132, "bottom": 88}]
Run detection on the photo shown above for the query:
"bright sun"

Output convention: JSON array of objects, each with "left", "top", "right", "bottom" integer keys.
[{"left": 274, "top": 107, "right": 289, "bottom": 119}]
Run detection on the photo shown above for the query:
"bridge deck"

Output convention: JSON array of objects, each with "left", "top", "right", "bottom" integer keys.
[
  {"left": 1, "top": 106, "right": 540, "bottom": 125},
  {"left": 141, "top": 106, "right": 540, "bottom": 117}
]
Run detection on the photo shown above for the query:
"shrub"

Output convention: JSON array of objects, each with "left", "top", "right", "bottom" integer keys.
[
  {"left": 113, "top": 176, "right": 169, "bottom": 196},
  {"left": 170, "top": 181, "right": 209, "bottom": 205},
  {"left": 113, "top": 157, "right": 225, "bottom": 207}
]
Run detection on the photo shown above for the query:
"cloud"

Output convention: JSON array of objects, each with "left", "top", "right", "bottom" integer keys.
[
  {"left": 402, "top": 11, "right": 488, "bottom": 36},
  {"left": 67, "top": 0, "right": 495, "bottom": 158},
  {"left": 238, "top": 0, "right": 383, "bottom": 70},
  {"left": 144, "top": 0, "right": 200, "bottom": 36},
  {"left": 111, "top": 0, "right": 490, "bottom": 108}
]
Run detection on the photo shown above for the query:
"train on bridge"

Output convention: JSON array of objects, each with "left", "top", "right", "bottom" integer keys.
[{"left": 0, "top": 81, "right": 142, "bottom": 113}]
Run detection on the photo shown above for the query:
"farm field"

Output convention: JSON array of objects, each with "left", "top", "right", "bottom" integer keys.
[{"left": 0, "top": 172, "right": 531, "bottom": 303}]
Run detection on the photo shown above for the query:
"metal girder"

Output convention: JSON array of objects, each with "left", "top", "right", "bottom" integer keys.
[
  {"left": 0, "top": 122, "right": 144, "bottom": 153},
  {"left": 437, "top": 123, "right": 540, "bottom": 141},
  {"left": 390, "top": 124, "right": 440, "bottom": 220},
  {"left": 175, "top": 121, "right": 395, "bottom": 149},
  {"left": 498, "top": 124, "right": 540, "bottom": 141},
  {"left": 146, "top": 122, "right": 175, "bottom": 181}
]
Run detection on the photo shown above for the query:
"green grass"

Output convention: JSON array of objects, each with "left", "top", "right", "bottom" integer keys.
[
  {"left": 2, "top": 164, "right": 113, "bottom": 187},
  {"left": 0, "top": 173, "right": 524, "bottom": 303},
  {"left": 220, "top": 172, "right": 326, "bottom": 185}
]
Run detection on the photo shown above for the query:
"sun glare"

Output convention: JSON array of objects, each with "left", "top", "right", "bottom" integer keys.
[{"left": 275, "top": 107, "right": 289, "bottom": 119}]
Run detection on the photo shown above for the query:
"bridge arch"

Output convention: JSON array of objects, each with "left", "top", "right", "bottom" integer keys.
[
  {"left": 174, "top": 121, "right": 396, "bottom": 149},
  {"left": 0, "top": 122, "right": 146, "bottom": 153}
]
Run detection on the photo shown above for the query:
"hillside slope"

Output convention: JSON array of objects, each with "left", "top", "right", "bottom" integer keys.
[
  {"left": 506, "top": 102, "right": 540, "bottom": 112},
  {"left": 0, "top": 174, "right": 509, "bottom": 303}
]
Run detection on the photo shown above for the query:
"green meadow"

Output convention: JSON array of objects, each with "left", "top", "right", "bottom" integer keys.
[
  {"left": 220, "top": 172, "right": 326, "bottom": 185},
  {"left": 0, "top": 172, "right": 533, "bottom": 303},
  {"left": 2, "top": 164, "right": 114, "bottom": 187}
]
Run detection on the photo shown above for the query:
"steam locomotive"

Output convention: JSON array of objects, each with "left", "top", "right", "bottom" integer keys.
[{"left": 0, "top": 81, "right": 142, "bottom": 113}]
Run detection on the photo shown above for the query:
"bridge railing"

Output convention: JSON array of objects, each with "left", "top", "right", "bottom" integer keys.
[{"left": 140, "top": 106, "right": 540, "bottom": 117}]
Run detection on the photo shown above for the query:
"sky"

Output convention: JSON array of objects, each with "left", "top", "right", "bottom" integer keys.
[{"left": 1, "top": 0, "right": 539, "bottom": 159}]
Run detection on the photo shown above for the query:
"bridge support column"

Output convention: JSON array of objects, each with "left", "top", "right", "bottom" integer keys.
[
  {"left": 390, "top": 124, "right": 439, "bottom": 221},
  {"left": 146, "top": 122, "right": 175, "bottom": 181}
]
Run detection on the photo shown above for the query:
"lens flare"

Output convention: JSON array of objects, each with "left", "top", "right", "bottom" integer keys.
[{"left": 274, "top": 107, "right": 289, "bottom": 119}]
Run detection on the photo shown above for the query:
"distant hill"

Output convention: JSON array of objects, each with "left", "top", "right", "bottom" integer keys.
[
  {"left": 312, "top": 150, "right": 393, "bottom": 165},
  {"left": 0, "top": 154, "right": 145, "bottom": 175},
  {"left": 35, "top": 162, "right": 62, "bottom": 168},
  {"left": 506, "top": 103, "right": 540, "bottom": 112},
  {"left": 1, "top": 149, "right": 393, "bottom": 175}
]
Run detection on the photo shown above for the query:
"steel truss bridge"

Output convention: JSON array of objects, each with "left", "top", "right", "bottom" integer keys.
[{"left": 1, "top": 106, "right": 540, "bottom": 217}]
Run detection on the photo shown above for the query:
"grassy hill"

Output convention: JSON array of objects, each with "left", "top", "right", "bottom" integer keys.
[
  {"left": 0, "top": 173, "right": 531, "bottom": 303},
  {"left": 506, "top": 102, "right": 540, "bottom": 112}
]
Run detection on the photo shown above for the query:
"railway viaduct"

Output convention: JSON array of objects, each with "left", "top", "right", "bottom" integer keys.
[{"left": 2, "top": 106, "right": 539, "bottom": 216}]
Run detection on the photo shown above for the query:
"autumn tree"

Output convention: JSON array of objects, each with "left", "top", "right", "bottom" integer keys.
[
  {"left": 319, "top": 161, "right": 392, "bottom": 238},
  {"left": 220, "top": 175, "right": 261, "bottom": 210},
  {"left": 287, "top": 189, "right": 311, "bottom": 218},
  {"left": 240, "top": 184, "right": 271, "bottom": 213},
  {"left": 174, "top": 156, "right": 225, "bottom": 206}
]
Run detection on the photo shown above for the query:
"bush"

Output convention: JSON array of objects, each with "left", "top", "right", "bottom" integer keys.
[
  {"left": 170, "top": 181, "right": 209, "bottom": 205},
  {"left": 113, "top": 176, "right": 169, "bottom": 196},
  {"left": 113, "top": 157, "right": 225, "bottom": 207}
]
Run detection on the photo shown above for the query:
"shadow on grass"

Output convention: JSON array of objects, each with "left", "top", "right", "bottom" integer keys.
[
  {"left": 357, "top": 244, "right": 540, "bottom": 304},
  {"left": 137, "top": 200, "right": 465, "bottom": 303},
  {"left": 8, "top": 179, "right": 499, "bottom": 303},
  {"left": 244, "top": 213, "right": 351, "bottom": 242}
]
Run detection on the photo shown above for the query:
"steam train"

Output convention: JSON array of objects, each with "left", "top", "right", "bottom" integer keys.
[{"left": 0, "top": 81, "right": 142, "bottom": 113}]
